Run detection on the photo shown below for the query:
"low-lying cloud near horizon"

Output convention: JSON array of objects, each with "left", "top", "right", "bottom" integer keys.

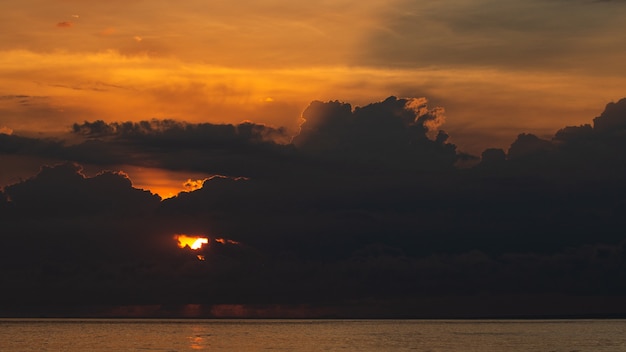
[{"left": 2, "top": 96, "right": 626, "bottom": 317}]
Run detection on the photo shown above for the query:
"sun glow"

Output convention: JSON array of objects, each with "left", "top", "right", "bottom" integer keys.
[
  {"left": 215, "top": 238, "right": 240, "bottom": 245},
  {"left": 173, "top": 234, "right": 241, "bottom": 261},
  {"left": 174, "top": 234, "right": 209, "bottom": 250}
]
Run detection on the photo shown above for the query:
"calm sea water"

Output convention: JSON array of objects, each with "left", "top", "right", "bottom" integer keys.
[{"left": 1, "top": 319, "right": 625, "bottom": 351}]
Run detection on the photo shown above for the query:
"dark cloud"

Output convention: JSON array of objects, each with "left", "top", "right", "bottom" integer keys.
[
  {"left": 0, "top": 119, "right": 297, "bottom": 178},
  {"left": 0, "top": 133, "right": 64, "bottom": 155},
  {"left": 3, "top": 97, "right": 459, "bottom": 178},
  {"left": 56, "top": 21, "right": 73, "bottom": 28},
  {"left": 507, "top": 133, "right": 554, "bottom": 160},
  {"left": 500, "top": 98, "right": 626, "bottom": 178},
  {"left": 593, "top": 97, "right": 626, "bottom": 132},
  {"left": 480, "top": 148, "right": 506, "bottom": 166},
  {"left": 293, "top": 96, "right": 457, "bottom": 170},
  {"left": 0, "top": 95, "right": 31, "bottom": 101},
  {"left": 72, "top": 119, "right": 290, "bottom": 146},
  {"left": 3, "top": 162, "right": 160, "bottom": 215},
  {"left": 2, "top": 97, "right": 626, "bottom": 317}
]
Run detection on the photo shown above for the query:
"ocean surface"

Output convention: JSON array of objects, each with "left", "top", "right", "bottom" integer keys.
[{"left": 1, "top": 319, "right": 625, "bottom": 351}]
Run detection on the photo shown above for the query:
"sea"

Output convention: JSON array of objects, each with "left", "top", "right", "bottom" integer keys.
[{"left": 1, "top": 319, "right": 625, "bottom": 351}]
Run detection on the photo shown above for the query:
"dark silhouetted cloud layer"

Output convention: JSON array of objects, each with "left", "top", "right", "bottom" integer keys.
[{"left": 2, "top": 97, "right": 626, "bottom": 317}]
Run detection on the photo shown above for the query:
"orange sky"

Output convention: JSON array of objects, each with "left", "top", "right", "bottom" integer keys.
[{"left": 2, "top": 0, "right": 626, "bottom": 196}]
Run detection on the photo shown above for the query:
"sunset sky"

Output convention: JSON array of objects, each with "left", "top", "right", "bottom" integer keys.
[
  {"left": 2, "top": 1, "right": 626, "bottom": 318},
  {"left": 2, "top": 0, "right": 626, "bottom": 147}
]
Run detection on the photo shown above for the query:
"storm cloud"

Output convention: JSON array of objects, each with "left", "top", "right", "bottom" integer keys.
[{"left": 2, "top": 97, "right": 626, "bottom": 317}]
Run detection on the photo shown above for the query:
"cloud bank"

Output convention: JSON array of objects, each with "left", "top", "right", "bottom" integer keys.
[{"left": 2, "top": 97, "right": 626, "bottom": 317}]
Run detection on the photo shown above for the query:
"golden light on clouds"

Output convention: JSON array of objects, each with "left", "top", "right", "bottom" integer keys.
[
  {"left": 1, "top": 0, "right": 626, "bottom": 154},
  {"left": 0, "top": 126, "right": 12, "bottom": 135},
  {"left": 2, "top": 48, "right": 624, "bottom": 146},
  {"left": 215, "top": 238, "right": 240, "bottom": 245},
  {"left": 183, "top": 179, "right": 205, "bottom": 192},
  {"left": 103, "top": 165, "right": 212, "bottom": 199}
]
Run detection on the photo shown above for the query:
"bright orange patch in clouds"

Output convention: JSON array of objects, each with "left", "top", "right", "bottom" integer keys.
[
  {"left": 183, "top": 179, "right": 206, "bottom": 192},
  {"left": 112, "top": 165, "right": 210, "bottom": 199},
  {"left": 174, "top": 235, "right": 209, "bottom": 250},
  {"left": 174, "top": 234, "right": 241, "bottom": 254},
  {"left": 0, "top": 126, "right": 12, "bottom": 135}
]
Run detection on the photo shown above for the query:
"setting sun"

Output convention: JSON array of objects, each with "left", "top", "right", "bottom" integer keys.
[{"left": 174, "top": 234, "right": 209, "bottom": 250}]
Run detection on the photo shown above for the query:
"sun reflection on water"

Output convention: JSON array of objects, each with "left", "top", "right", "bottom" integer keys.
[{"left": 189, "top": 327, "right": 207, "bottom": 350}]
